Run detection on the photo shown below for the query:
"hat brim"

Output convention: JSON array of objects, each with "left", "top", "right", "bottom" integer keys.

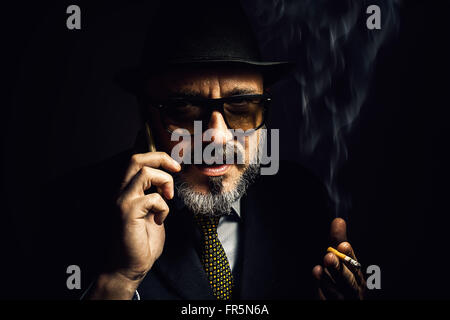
[{"left": 115, "top": 59, "right": 295, "bottom": 95}]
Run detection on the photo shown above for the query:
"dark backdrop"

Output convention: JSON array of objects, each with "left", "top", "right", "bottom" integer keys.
[{"left": 1, "top": 0, "right": 449, "bottom": 299}]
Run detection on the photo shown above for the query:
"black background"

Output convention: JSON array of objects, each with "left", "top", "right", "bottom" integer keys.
[{"left": 1, "top": 0, "right": 449, "bottom": 299}]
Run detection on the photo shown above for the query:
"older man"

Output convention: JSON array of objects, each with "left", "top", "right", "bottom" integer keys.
[{"left": 82, "top": 0, "right": 365, "bottom": 300}]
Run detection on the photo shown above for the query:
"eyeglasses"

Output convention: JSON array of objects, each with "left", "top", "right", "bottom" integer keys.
[{"left": 147, "top": 94, "right": 270, "bottom": 135}]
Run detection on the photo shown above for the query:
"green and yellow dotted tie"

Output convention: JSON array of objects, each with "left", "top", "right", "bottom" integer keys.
[{"left": 195, "top": 215, "right": 233, "bottom": 300}]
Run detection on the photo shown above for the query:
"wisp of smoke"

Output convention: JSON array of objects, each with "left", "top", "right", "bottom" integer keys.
[{"left": 242, "top": 0, "right": 400, "bottom": 217}]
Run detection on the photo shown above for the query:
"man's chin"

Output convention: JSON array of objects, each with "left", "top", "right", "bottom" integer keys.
[{"left": 174, "top": 163, "right": 260, "bottom": 216}]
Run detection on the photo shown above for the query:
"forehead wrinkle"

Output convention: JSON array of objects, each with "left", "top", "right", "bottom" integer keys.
[
  {"left": 167, "top": 74, "right": 220, "bottom": 98},
  {"left": 158, "top": 68, "right": 263, "bottom": 98},
  {"left": 218, "top": 75, "right": 263, "bottom": 97}
]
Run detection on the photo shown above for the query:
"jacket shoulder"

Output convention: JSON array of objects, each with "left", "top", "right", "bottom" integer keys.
[{"left": 248, "top": 160, "right": 333, "bottom": 238}]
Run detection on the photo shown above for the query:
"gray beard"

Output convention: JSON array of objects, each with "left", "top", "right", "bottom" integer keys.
[{"left": 174, "top": 163, "right": 260, "bottom": 217}]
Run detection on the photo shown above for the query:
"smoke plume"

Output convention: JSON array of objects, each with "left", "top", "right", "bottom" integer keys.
[{"left": 242, "top": 0, "right": 400, "bottom": 216}]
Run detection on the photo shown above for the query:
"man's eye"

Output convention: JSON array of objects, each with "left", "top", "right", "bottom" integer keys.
[
  {"left": 166, "top": 102, "right": 203, "bottom": 122},
  {"left": 229, "top": 97, "right": 263, "bottom": 107},
  {"left": 225, "top": 104, "right": 251, "bottom": 115},
  {"left": 168, "top": 100, "right": 191, "bottom": 109},
  {"left": 229, "top": 99, "right": 249, "bottom": 106}
]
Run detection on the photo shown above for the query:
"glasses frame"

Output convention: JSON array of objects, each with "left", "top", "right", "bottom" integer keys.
[{"left": 146, "top": 93, "right": 271, "bottom": 136}]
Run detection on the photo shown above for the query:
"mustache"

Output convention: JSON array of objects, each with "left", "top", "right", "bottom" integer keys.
[{"left": 181, "top": 141, "right": 247, "bottom": 166}]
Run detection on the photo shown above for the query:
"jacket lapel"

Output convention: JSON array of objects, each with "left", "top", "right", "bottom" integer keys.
[
  {"left": 238, "top": 182, "right": 282, "bottom": 299},
  {"left": 151, "top": 206, "right": 215, "bottom": 300},
  {"left": 138, "top": 175, "right": 282, "bottom": 300}
]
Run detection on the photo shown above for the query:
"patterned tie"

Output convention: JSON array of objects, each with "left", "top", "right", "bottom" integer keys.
[{"left": 195, "top": 215, "right": 234, "bottom": 300}]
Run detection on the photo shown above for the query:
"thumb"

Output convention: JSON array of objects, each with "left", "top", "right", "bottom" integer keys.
[{"left": 330, "top": 217, "right": 347, "bottom": 246}]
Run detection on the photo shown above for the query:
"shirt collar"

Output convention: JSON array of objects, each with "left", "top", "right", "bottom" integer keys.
[{"left": 231, "top": 199, "right": 241, "bottom": 218}]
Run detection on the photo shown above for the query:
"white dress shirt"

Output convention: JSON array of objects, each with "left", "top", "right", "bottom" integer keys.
[{"left": 217, "top": 200, "right": 241, "bottom": 271}]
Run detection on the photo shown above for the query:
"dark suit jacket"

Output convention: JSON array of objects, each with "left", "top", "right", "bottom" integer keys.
[
  {"left": 138, "top": 160, "right": 332, "bottom": 300},
  {"left": 29, "top": 146, "right": 332, "bottom": 300}
]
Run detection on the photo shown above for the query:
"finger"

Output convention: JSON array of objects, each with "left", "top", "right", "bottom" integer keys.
[
  {"left": 312, "top": 264, "right": 343, "bottom": 300},
  {"left": 337, "top": 241, "right": 356, "bottom": 260},
  {"left": 337, "top": 242, "right": 365, "bottom": 287},
  {"left": 121, "top": 152, "right": 181, "bottom": 191},
  {"left": 128, "top": 193, "right": 170, "bottom": 224},
  {"left": 124, "top": 166, "right": 174, "bottom": 199},
  {"left": 323, "top": 252, "right": 360, "bottom": 298},
  {"left": 336, "top": 242, "right": 360, "bottom": 274},
  {"left": 323, "top": 252, "right": 341, "bottom": 283},
  {"left": 330, "top": 217, "right": 347, "bottom": 247},
  {"left": 312, "top": 265, "right": 323, "bottom": 281},
  {"left": 312, "top": 265, "right": 326, "bottom": 300}
]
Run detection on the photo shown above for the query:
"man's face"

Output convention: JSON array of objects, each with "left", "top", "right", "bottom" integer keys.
[{"left": 145, "top": 66, "right": 264, "bottom": 215}]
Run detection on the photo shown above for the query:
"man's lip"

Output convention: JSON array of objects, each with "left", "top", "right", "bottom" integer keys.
[{"left": 194, "top": 164, "right": 231, "bottom": 176}]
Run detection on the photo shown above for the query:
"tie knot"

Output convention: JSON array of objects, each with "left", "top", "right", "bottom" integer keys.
[{"left": 195, "top": 215, "right": 220, "bottom": 235}]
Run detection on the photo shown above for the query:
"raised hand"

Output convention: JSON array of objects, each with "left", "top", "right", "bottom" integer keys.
[
  {"left": 88, "top": 152, "right": 180, "bottom": 299},
  {"left": 312, "top": 218, "right": 366, "bottom": 300}
]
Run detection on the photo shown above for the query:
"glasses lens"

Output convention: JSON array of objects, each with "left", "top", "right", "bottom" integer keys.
[
  {"left": 161, "top": 96, "right": 266, "bottom": 133},
  {"left": 163, "top": 100, "right": 205, "bottom": 133},
  {"left": 223, "top": 97, "right": 265, "bottom": 131}
]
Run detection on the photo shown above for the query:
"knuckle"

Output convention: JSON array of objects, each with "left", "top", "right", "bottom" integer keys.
[
  {"left": 115, "top": 196, "right": 123, "bottom": 208},
  {"left": 158, "top": 152, "right": 171, "bottom": 163},
  {"left": 130, "top": 153, "right": 140, "bottom": 166},
  {"left": 149, "top": 193, "right": 169, "bottom": 210},
  {"left": 162, "top": 152, "right": 171, "bottom": 162},
  {"left": 324, "top": 253, "right": 336, "bottom": 266},
  {"left": 148, "top": 192, "right": 163, "bottom": 203},
  {"left": 116, "top": 197, "right": 131, "bottom": 214},
  {"left": 163, "top": 171, "right": 174, "bottom": 184},
  {"left": 154, "top": 193, "right": 166, "bottom": 205},
  {"left": 140, "top": 166, "right": 152, "bottom": 176},
  {"left": 312, "top": 265, "right": 322, "bottom": 279},
  {"left": 338, "top": 241, "right": 352, "bottom": 252}
]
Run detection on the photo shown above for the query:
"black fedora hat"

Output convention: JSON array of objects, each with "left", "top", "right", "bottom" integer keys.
[{"left": 116, "top": 0, "right": 294, "bottom": 95}]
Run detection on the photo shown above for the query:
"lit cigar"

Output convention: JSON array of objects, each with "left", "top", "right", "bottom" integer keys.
[{"left": 327, "top": 247, "right": 361, "bottom": 268}]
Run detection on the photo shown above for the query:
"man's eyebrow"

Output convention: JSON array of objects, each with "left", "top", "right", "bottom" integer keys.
[
  {"left": 224, "top": 87, "right": 259, "bottom": 96},
  {"left": 169, "top": 88, "right": 204, "bottom": 98},
  {"left": 167, "top": 89, "right": 203, "bottom": 99},
  {"left": 167, "top": 87, "right": 259, "bottom": 99}
]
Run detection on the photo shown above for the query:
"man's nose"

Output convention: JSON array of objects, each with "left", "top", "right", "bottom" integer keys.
[{"left": 202, "top": 111, "right": 233, "bottom": 144}]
